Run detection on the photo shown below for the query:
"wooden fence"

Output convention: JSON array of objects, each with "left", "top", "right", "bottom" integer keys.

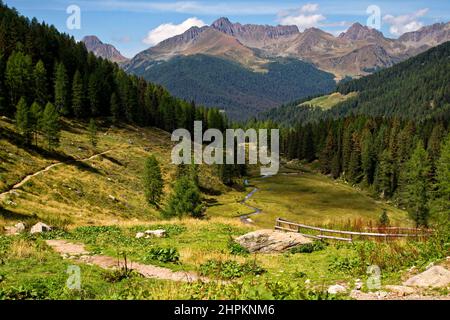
[{"left": 274, "top": 218, "right": 433, "bottom": 242}]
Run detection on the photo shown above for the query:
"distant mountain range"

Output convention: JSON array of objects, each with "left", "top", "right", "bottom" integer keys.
[
  {"left": 82, "top": 18, "right": 450, "bottom": 119},
  {"left": 82, "top": 36, "right": 128, "bottom": 63}
]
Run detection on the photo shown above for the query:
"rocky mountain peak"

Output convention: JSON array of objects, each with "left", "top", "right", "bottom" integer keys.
[
  {"left": 339, "top": 22, "right": 384, "bottom": 41},
  {"left": 81, "top": 35, "right": 128, "bottom": 63}
]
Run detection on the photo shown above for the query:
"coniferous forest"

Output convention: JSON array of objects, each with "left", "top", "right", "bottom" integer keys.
[{"left": 0, "top": 1, "right": 227, "bottom": 136}]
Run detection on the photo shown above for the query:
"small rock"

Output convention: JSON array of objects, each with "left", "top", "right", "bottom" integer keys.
[
  {"left": 354, "top": 279, "right": 363, "bottom": 290},
  {"left": 384, "top": 285, "right": 415, "bottom": 296},
  {"left": 30, "top": 222, "right": 52, "bottom": 234},
  {"left": 135, "top": 232, "right": 145, "bottom": 239},
  {"left": 304, "top": 279, "right": 311, "bottom": 284},
  {"left": 327, "top": 284, "right": 346, "bottom": 295},
  {"left": 14, "top": 222, "right": 25, "bottom": 233},
  {"left": 375, "top": 291, "right": 388, "bottom": 298},
  {"left": 144, "top": 229, "right": 166, "bottom": 238}
]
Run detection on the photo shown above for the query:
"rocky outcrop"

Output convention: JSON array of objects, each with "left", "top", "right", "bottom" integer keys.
[
  {"left": 82, "top": 36, "right": 128, "bottom": 63},
  {"left": 403, "top": 266, "right": 450, "bottom": 288},
  {"left": 235, "top": 230, "right": 312, "bottom": 253}
]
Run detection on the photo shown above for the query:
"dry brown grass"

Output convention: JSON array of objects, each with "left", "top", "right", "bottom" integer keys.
[{"left": 8, "top": 238, "right": 47, "bottom": 262}]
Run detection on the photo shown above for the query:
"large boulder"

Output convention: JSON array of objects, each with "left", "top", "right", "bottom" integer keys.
[
  {"left": 235, "top": 229, "right": 312, "bottom": 253},
  {"left": 30, "top": 222, "right": 52, "bottom": 234},
  {"left": 403, "top": 266, "right": 450, "bottom": 288}
]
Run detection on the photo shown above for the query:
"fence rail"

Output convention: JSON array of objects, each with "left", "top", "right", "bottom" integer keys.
[{"left": 274, "top": 218, "right": 432, "bottom": 242}]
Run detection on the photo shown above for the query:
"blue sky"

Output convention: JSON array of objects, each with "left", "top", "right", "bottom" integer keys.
[{"left": 4, "top": 0, "right": 450, "bottom": 58}]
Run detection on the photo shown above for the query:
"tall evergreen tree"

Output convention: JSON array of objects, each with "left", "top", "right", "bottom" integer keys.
[
  {"left": 163, "top": 175, "right": 203, "bottom": 219},
  {"left": 33, "top": 60, "right": 48, "bottom": 106},
  {"left": 15, "top": 97, "right": 31, "bottom": 144},
  {"left": 143, "top": 155, "right": 163, "bottom": 207},
  {"left": 110, "top": 92, "right": 120, "bottom": 124},
  {"left": 29, "top": 101, "right": 43, "bottom": 146},
  {"left": 54, "top": 62, "right": 69, "bottom": 115},
  {"left": 5, "top": 50, "right": 32, "bottom": 107},
  {"left": 431, "top": 133, "right": 450, "bottom": 228},
  {"left": 41, "top": 102, "right": 60, "bottom": 150},
  {"left": 401, "top": 142, "right": 431, "bottom": 227},
  {"left": 88, "top": 118, "right": 98, "bottom": 149},
  {"left": 71, "top": 70, "right": 84, "bottom": 118}
]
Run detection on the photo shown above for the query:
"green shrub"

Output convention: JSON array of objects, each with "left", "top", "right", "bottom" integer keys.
[
  {"left": 145, "top": 247, "right": 180, "bottom": 263},
  {"left": 289, "top": 240, "right": 327, "bottom": 254},
  {"left": 227, "top": 239, "right": 249, "bottom": 256},
  {"left": 328, "top": 255, "right": 360, "bottom": 275}
]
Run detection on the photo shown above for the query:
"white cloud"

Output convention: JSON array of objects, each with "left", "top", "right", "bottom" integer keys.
[
  {"left": 383, "top": 8, "right": 429, "bottom": 36},
  {"left": 277, "top": 3, "right": 325, "bottom": 31},
  {"left": 143, "top": 17, "right": 206, "bottom": 46},
  {"left": 300, "top": 3, "right": 319, "bottom": 13}
]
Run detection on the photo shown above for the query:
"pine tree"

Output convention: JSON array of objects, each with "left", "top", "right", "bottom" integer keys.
[
  {"left": 348, "top": 132, "right": 362, "bottom": 184},
  {"left": 54, "top": 62, "right": 69, "bottom": 115},
  {"left": 41, "top": 102, "right": 60, "bottom": 150},
  {"left": 15, "top": 97, "right": 31, "bottom": 144},
  {"left": 163, "top": 175, "right": 203, "bottom": 219},
  {"left": 361, "top": 129, "right": 375, "bottom": 185},
  {"left": 0, "top": 52, "right": 6, "bottom": 114},
  {"left": 71, "top": 70, "right": 84, "bottom": 118},
  {"left": 143, "top": 155, "right": 164, "bottom": 207},
  {"left": 110, "top": 93, "right": 120, "bottom": 124},
  {"left": 374, "top": 149, "right": 394, "bottom": 198},
  {"left": 33, "top": 60, "right": 48, "bottom": 106},
  {"left": 431, "top": 133, "right": 450, "bottom": 228},
  {"left": 5, "top": 50, "right": 32, "bottom": 106},
  {"left": 29, "top": 101, "right": 43, "bottom": 146},
  {"left": 88, "top": 73, "right": 100, "bottom": 116},
  {"left": 401, "top": 141, "right": 431, "bottom": 227},
  {"left": 378, "top": 209, "right": 390, "bottom": 227},
  {"left": 88, "top": 118, "right": 98, "bottom": 149}
]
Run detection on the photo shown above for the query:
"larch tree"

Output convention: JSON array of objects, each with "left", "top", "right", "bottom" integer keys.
[
  {"left": 54, "top": 62, "right": 69, "bottom": 115},
  {"left": 401, "top": 141, "right": 431, "bottom": 227},
  {"left": 15, "top": 97, "right": 31, "bottom": 144},
  {"left": 41, "top": 102, "right": 60, "bottom": 150},
  {"left": 33, "top": 60, "right": 48, "bottom": 106},
  {"left": 71, "top": 70, "right": 84, "bottom": 118},
  {"left": 143, "top": 155, "right": 164, "bottom": 207}
]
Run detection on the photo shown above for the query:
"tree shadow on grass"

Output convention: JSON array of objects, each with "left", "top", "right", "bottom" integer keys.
[
  {"left": 1, "top": 126, "right": 102, "bottom": 175},
  {"left": 0, "top": 205, "right": 35, "bottom": 222},
  {"left": 101, "top": 154, "right": 124, "bottom": 166}
]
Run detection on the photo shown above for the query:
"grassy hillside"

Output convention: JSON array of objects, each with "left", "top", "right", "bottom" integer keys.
[
  {"left": 0, "top": 117, "right": 243, "bottom": 229},
  {"left": 129, "top": 54, "right": 336, "bottom": 121},
  {"left": 299, "top": 92, "right": 358, "bottom": 110}
]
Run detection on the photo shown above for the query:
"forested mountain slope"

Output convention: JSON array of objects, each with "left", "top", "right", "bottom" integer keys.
[
  {"left": 132, "top": 54, "right": 336, "bottom": 120},
  {"left": 263, "top": 41, "right": 450, "bottom": 125},
  {"left": 0, "top": 2, "right": 227, "bottom": 133}
]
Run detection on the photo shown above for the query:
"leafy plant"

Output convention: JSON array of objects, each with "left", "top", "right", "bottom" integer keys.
[
  {"left": 289, "top": 240, "right": 327, "bottom": 254},
  {"left": 227, "top": 238, "right": 249, "bottom": 256},
  {"left": 145, "top": 247, "right": 180, "bottom": 264}
]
